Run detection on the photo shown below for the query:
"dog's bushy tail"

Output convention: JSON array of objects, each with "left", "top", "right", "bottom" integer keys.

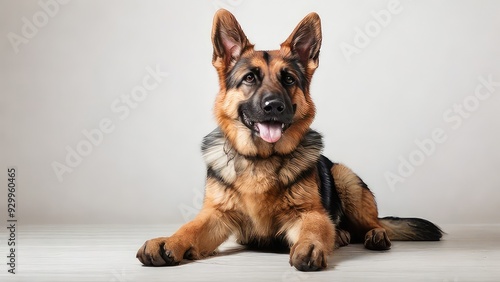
[{"left": 380, "top": 216, "right": 444, "bottom": 241}]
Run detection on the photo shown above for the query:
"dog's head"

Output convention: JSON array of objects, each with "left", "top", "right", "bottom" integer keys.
[{"left": 211, "top": 9, "right": 322, "bottom": 158}]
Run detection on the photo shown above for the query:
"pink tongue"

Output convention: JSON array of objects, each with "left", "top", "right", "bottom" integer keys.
[{"left": 256, "top": 122, "right": 282, "bottom": 143}]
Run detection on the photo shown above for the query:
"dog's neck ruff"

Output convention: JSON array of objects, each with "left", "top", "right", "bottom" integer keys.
[{"left": 201, "top": 127, "right": 324, "bottom": 190}]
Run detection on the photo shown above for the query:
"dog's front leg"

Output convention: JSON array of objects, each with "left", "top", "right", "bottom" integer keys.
[
  {"left": 136, "top": 207, "right": 230, "bottom": 266},
  {"left": 288, "top": 210, "right": 335, "bottom": 271}
]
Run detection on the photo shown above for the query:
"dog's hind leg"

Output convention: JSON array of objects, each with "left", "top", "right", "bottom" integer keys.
[
  {"left": 334, "top": 228, "right": 351, "bottom": 249},
  {"left": 331, "top": 163, "right": 391, "bottom": 250}
]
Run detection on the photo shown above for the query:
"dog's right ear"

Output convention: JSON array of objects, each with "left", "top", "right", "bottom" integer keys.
[{"left": 212, "top": 9, "right": 253, "bottom": 69}]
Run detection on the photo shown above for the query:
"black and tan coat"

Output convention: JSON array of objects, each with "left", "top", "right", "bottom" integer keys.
[{"left": 136, "top": 9, "right": 443, "bottom": 271}]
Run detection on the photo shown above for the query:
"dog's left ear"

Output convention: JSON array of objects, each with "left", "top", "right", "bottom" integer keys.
[
  {"left": 212, "top": 9, "right": 253, "bottom": 69},
  {"left": 281, "top": 12, "right": 322, "bottom": 72}
]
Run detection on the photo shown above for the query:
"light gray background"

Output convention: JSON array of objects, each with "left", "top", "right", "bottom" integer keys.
[{"left": 1, "top": 0, "right": 499, "bottom": 225}]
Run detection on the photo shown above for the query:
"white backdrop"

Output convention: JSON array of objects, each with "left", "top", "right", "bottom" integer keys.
[{"left": 1, "top": 0, "right": 499, "bottom": 225}]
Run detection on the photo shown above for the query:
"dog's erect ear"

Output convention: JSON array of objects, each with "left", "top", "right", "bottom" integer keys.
[
  {"left": 281, "top": 12, "right": 322, "bottom": 72},
  {"left": 212, "top": 9, "right": 253, "bottom": 68}
]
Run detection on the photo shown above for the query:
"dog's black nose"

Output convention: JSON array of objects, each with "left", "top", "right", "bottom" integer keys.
[{"left": 262, "top": 96, "right": 285, "bottom": 115}]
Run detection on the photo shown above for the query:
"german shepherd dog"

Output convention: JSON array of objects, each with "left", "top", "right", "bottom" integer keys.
[{"left": 137, "top": 9, "right": 443, "bottom": 271}]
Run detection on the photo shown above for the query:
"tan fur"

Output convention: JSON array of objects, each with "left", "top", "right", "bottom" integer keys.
[
  {"left": 332, "top": 163, "right": 391, "bottom": 249},
  {"left": 332, "top": 164, "right": 380, "bottom": 230}
]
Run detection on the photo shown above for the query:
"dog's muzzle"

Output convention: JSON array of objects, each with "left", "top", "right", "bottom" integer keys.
[{"left": 239, "top": 93, "right": 296, "bottom": 143}]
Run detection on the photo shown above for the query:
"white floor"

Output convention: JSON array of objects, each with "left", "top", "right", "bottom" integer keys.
[{"left": 1, "top": 224, "right": 499, "bottom": 282}]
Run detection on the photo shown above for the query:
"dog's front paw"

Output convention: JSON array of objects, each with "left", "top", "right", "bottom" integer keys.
[
  {"left": 136, "top": 237, "right": 185, "bottom": 266},
  {"left": 289, "top": 241, "right": 327, "bottom": 271}
]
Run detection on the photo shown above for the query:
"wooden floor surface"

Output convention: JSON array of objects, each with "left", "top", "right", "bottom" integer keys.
[{"left": 1, "top": 224, "right": 499, "bottom": 281}]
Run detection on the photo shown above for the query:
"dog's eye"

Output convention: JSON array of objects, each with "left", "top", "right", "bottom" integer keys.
[
  {"left": 283, "top": 75, "right": 295, "bottom": 86},
  {"left": 243, "top": 73, "right": 256, "bottom": 84}
]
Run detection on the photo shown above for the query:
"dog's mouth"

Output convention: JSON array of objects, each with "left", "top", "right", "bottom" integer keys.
[{"left": 241, "top": 112, "right": 291, "bottom": 143}]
